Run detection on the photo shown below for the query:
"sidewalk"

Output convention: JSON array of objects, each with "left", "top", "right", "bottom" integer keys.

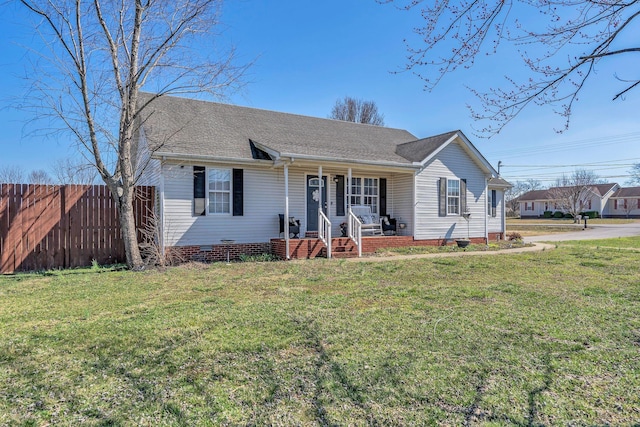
[{"left": 345, "top": 242, "right": 556, "bottom": 262}]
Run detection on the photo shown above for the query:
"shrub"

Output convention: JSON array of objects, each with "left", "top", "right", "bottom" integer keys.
[
  {"left": 543, "top": 211, "right": 553, "bottom": 218},
  {"left": 239, "top": 253, "right": 279, "bottom": 262},
  {"left": 564, "top": 213, "right": 574, "bottom": 219},
  {"left": 506, "top": 232, "right": 522, "bottom": 241},
  {"left": 553, "top": 211, "right": 565, "bottom": 218},
  {"left": 580, "top": 211, "right": 599, "bottom": 219}
]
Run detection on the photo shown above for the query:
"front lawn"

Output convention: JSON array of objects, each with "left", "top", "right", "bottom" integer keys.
[{"left": 1, "top": 243, "right": 639, "bottom": 425}]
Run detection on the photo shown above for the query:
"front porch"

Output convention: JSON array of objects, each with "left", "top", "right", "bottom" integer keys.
[{"left": 270, "top": 235, "right": 490, "bottom": 260}]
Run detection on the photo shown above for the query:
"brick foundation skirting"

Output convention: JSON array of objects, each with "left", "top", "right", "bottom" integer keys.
[
  {"left": 171, "top": 242, "right": 272, "bottom": 262},
  {"left": 170, "top": 234, "right": 506, "bottom": 263},
  {"left": 272, "top": 234, "right": 502, "bottom": 260}
]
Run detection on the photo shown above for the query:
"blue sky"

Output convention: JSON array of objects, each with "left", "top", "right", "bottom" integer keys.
[{"left": 1, "top": 1, "right": 639, "bottom": 185}]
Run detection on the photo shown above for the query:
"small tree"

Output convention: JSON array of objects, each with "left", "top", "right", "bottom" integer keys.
[
  {"left": 0, "top": 165, "right": 25, "bottom": 184},
  {"left": 330, "top": 96, "right": 385, "bottom": 126},
  {"left": 628, "top": 163, "right": 640, "bottom": 186},
  {"left": 27, "top": 169, "right": 53, "bottom": 184},
  {"left": 20, "top": 0, "right": 247, "bottom": 269},
  {"left": 505, "top": 179, "right": 542, "bottom": 217},
  {"left": 51, "top": 158, "right": 97, "bottom": 185},
  {"left": 549, "top": 170, "right": 600, "bottom": 222}
]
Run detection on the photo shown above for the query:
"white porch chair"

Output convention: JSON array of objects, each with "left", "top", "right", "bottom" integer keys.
[{"left": 350, "top": 205, "right": 383, "bottom": 236}]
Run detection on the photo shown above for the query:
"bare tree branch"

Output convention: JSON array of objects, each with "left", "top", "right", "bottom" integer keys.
[
  {"left": 19, "top": 0, "right": 249, "bottom": 269},
  {"left": 382, "top": 0, "right": 640, "bottom": 136}
]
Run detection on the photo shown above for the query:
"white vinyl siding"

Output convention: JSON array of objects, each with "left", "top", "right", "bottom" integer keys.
[
  {"left": 488, "top": 187, "right": 505, "bottom": 233},
  {"left": 414, "top": 141, "right": 488, "bottom": 241},
  {"left": 163, "top": 162, "right": 288, "bottom": 246}
]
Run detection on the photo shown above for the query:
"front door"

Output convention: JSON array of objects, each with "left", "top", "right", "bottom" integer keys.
[{"left": 306, "top": 175, "right": 327, "bottom": 232}]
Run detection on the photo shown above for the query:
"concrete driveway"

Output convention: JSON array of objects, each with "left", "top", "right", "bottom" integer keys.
[{"left": 526, "top": 222, "right": 640, "bottom": 242}]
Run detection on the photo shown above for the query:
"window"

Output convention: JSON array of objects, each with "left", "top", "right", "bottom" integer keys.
[
  {"left": 208, "top": 168, "right": 231, "bottom": 214},
  {"left": 488, "top": 190, "right": 493, "bottom": 215},
  {"left": 350, "top": 177, "right": 378, "bottom": 213},
  {"left": 447, "top": 179, "right": 460, "bottom": 214},
  {"left": 488, "top": 189, "right": 496, "bottom": 217}
]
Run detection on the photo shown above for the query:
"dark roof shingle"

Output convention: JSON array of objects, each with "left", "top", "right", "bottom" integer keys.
[{"left": 140, "top": 93, "right": 422, "bottom": 165}]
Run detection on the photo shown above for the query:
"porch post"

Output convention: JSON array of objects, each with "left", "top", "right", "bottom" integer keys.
[
  {"left": 284, "top": 163, "right": 290, "bottom": 260},
  {"left": 318, "top": 165, "right": 323, "bottom": 211},
  {"left": 347, "top": 168, "right": 352, "bottom": 211},
  {"left": 347, "top": 168, "right": 352, "bottom": 234}
]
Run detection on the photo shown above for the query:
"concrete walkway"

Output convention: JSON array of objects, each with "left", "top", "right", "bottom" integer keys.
[
  {"left": 526, "top": 222, "right": 640, "bottom": 242},
  {"left": 342, "top": 222, "right": 640, "bottom": 262},
  {"left": 346, "top": 242, "right": 556, "bottom": 262}
]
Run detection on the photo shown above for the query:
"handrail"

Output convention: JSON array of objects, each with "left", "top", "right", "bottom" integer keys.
[
  {"left": 318, "top": 210, "right": 332, "bottom": 259},
  {"left": 347, "top": 208, "right": 362, "bottom": 257}
]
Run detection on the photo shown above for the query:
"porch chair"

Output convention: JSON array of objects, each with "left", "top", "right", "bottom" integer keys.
[
  {"left": 279, "top": 214, "right": 300, "bottom": 238},
  {"left": 350, "top": 205, "right": 383, "bottom": 236},
  {"left": 381, "top": 216, "right": 397, "bottom": 235}
]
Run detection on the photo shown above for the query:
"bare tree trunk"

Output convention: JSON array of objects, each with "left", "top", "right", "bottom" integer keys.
[{"left": 116, "top": 192, "right": 143, "bottom": 270}]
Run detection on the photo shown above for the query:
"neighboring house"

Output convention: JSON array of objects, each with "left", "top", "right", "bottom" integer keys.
[
  {"left": 604, "top": 187, "right": 640, "bottom": 218},
  {"left": 519, "top": 183, "right": 619, "bottom": 218},
  {"left": 136, "top": 93, "right": 510, "bottom": 260}
]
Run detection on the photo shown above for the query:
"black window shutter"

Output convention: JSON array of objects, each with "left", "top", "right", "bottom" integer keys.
[
  {"left": 491, "top": 189, "right": 497, "bottom": 217},
  {"left": 336, "top": 175, "right": 345, "bottom": 216},
  {"left": 439, "top": 178, "right": 447, "bottom": 217},
  {"left": 193, "top": 166, "right": 206, "bottom": 216},
  {"left": 232, "top": 168, "right": 243, "bottom": 216},
  {"left": 379, "top": 178, "right": 387, "bottom": 217},
  {"left": 460, "top": 179, "right": 467, "bottom": 215}
]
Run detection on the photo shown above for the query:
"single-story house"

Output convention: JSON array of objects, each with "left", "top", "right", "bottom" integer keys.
[
  {"left": 604, "top": 187, "right": 640, "bottom": 218},
  {"left": 519, "top": 183, "right": 619, "bottom": 218},
  {"left": 135, "top": 93, "right": 510, "bottom": 260}
]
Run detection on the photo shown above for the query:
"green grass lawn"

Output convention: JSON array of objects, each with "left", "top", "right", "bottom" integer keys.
[{"left": 2, "top": 243, "right": 640, "bottom": 425}]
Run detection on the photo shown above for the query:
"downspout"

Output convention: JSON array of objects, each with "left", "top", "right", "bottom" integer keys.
[
  {"left": 484, "top": 177, "right": 489, "bottom": 243},
  {"left": 284, "top": 163, "right": 290, "bottom": 260},
  {"left": 159, "top": 157, "right": 166, "bottom": 256}
]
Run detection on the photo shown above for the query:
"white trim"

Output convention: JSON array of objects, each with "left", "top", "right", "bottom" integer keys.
[
  {"left": 418, "top": 133, "right": 497, "bottom": 175},
  {"left": 284, "top": 164, "right": 290, "bottom": 259},
  {"left": 207, "top": 167, "right": 232, "bottom": 215}
]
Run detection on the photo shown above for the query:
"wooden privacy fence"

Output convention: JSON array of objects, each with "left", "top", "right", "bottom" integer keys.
[{"left": 0, "top": 184, "right": 155, "bottom": 274}]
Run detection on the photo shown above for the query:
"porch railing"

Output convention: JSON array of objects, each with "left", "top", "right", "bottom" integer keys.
[
  {"left": 347, "top": 208, "right": 362, "bottom": 258},
  {"left": 318, "top": 210, "right": 332, "bottom": 259}
]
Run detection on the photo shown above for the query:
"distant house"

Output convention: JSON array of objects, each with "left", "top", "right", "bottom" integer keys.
[
  {"left": 135, "top": 93, "right": 510, "bottom": 260},
  {"left": 519, "top": 183, "right": 623, "bottom": 218},
  {"left": 605, "top": 187, "right": 640, "bottom": 218}
]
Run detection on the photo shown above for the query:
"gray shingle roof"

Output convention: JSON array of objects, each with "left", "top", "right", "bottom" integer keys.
[
  {"left": 395, "top": 131, "right": 458, "bottom": 162},
  {"left": 519, "top": 183, "right": 619, "bottom": 201},
  {"left": 140, "top": 93, "right": 423, "bottom": 165},
  {"left": 488, "top": 177, "right": 512, "bottom": 188},
  {"left": 612, "top": 187, "right": 640, "bottom": 198}
]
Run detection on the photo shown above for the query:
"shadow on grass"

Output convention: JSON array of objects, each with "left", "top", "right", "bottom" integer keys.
[{"left": 296, "top": 315, "right": 381, "bottom": 426}]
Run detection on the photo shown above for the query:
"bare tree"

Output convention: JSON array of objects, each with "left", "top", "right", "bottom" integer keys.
[
  {"left": 382, "top": 0, "right": 640, "bottom": 135},
  {"left": 505, "top": 179, "right": 542, "bottom": 217},
  {"left": 627, "top": 163, "right": 640, "bottom": 185},
  {"left": 51, "top": 158, "right": 97, "bottom": 185},
  {"left": 330, "top": 96, "right": 385, "bottom": 126},
  {"left": 620, "top": 197, "right": 636, "bottom": 218},
  {"left": 27, "top": 169, "right": 53, "bottom": 184},
  {"left": 20, "top": 0, "right": 247, "bottom": 269},
  {"left": 0, "top": 165, "right": 25, "bottom": 184},
  {"left": 549, "top": 170, "right": 600, "bottom": 222}
]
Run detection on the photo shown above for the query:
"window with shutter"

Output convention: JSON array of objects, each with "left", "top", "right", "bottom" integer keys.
[{"left": 193, "top": 166, "right": 206, "bottom": 216}]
